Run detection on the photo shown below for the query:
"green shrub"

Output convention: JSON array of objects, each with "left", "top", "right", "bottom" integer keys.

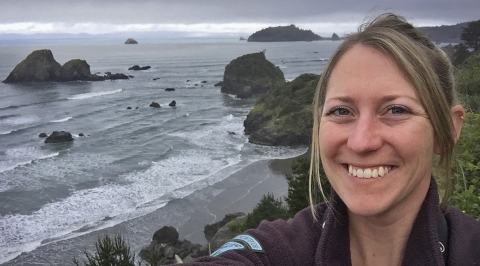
[
  {"left": 73, "top": 234, "right": 141, "bottom": 266},
  {"left": 225, "top": 219, "right": 245, "bottom": 235},
  {"left": 242, "top": 193, "right": 289, "bottom": 231}
]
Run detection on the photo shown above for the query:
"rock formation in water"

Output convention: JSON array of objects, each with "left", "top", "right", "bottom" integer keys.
[
  {"left": 247, "top": 24, "right": 322, "bottom": 42},
  {"left": 221, "top": 52, "right": 285, "bottom": 99},
  {"left": 44, "top": 131, "right": 74, "bottom": 143},
  {"left": 2, "top": 49, "right": 129, "bottom": 83},
  {"left": 128, "top": 65, "right": 151, "bottom": 70},
  {"left": 125, "top": 38, "right": 138, "bottom": 44},
  {"left": 244, "top": 73, "right": 319, "bottom": 146}
]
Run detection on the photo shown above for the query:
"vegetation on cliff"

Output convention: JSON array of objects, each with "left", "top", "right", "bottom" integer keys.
[
  {"left": 247, "top": 24, "right": 322, "bottom": 42},
  {"left": 221, "top": 52, "right": 285, "bottom": 99},
  {"left": 244, "top": 73, "right": 319, "bottom": 146}
]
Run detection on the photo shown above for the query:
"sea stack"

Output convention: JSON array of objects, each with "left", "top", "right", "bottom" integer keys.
[{"left": 125, "top": 38, "right": 138, "bottom": 44}]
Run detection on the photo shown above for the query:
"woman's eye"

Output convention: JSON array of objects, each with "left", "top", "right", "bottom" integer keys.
[
  {"left": 387, "top": 105, "right": 408, "bottom": 115},
  {"left": 327, "top": 107, "right": 350, "bottom": 116}
]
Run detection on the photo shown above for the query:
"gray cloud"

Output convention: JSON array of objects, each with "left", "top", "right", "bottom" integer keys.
[{"left": 0, "top": 0, "right": 478, "bottom": 35}]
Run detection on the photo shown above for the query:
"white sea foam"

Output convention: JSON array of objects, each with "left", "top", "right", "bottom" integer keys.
[
  {"left": 0, "top": 130, "right": 13, "bottom": 135},
  {"left": 67, "top": 89, "right": 122, "bottom": 100},
  {"left": 50, "top": 117, "right": 72, "bottom": 123},
  {"left": 0, "top": 149, "right": 60, "bottom": 175},
  {"left": 0, "top": 115, "right": 39, "bottom": 126}
]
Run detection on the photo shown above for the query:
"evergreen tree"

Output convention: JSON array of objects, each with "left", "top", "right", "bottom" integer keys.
[
  {"left": 242, "top": 193, "right": 289, "bottom": 231},
  {"left": 73, "top": 234, "right": 139, "bottom": 266},
  {"left": 461, "top": 20, "right": 480, "bottom": 51},
  {"left": 284, "top": 157, "right": 330, "bottom": 217}
]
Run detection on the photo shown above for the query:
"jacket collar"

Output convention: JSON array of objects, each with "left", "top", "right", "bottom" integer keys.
[{"left": 316, "top": 178, "right": 445, "bottom": 265}]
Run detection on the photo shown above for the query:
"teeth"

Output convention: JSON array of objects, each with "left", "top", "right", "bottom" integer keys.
[{"left": 349, "top": 165, "right": 391, "bottom": 179}]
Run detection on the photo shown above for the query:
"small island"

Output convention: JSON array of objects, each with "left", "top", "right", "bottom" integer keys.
[
  {"left": 247, "top": 24, "right": 322, "bottom": 42},
  {"left": 125, "top": 38, "right": 138, "bottom": 44}
]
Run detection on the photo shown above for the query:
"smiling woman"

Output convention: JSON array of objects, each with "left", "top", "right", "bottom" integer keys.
[{"left": 180, "top": 13, "right": 480, "bottom": 266}]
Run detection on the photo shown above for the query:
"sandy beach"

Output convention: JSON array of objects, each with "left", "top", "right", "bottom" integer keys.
[{"left": 3, "top": 150, "right": 308, "bottom": 266}]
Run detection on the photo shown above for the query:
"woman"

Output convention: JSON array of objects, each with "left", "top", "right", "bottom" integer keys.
[{"left": 184, "top": 13, "right": 480, "bottom": 266}]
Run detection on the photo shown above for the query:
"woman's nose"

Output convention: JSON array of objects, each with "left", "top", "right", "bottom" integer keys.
[{"left": 346, "top": 115, "right": 382, "bottom": 154}]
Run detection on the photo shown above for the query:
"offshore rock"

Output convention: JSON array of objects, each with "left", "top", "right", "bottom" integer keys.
[
  {"left": 55, "top": 59, "right": 102, "bottom": 81},
  {"left": 44, "top": 131, "right": 74, "bottom": 143},
  {"left": 3, "top": 49, "right": 61, "bottom": 83},
  {"left": 128, "top": 65, "right": 151, "bottom": 70},
  {"left": 125, "top": 38, "right": 138, "bottom": 44},
  {"left": 221, "top": 52, "right": 285, "bottom": 99},
  {"left": 2, "top": 49, "right": 129, "bottom": 83},
  {"left": 169, "top": 100, "right": 176, "bottom": 107},
  {"left": 244, "top": 73, "right": 319, "bottom": 146},
  {"left": 150, "top": 102, "right": 161, "bottom": 108},
  {"left": 247, "top": 24, "right": 322, "bottom": 42}
]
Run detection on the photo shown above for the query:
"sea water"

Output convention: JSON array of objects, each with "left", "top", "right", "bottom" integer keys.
[{"left": 0, "top": 38, "right": 339, "bottom": 265}]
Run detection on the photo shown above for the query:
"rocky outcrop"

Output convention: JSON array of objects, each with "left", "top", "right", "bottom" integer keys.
[
  {"left": 244, "top": 73, "right": 319, "bottom": 146},
  {"left": 331, "top": 33, "right": 340, "bottom": 41},
  {"left": 55, "top": 59, "right": 102, "bottom": 81},
  {"left": 128, "top": 65, "right": 151, "bottom": 70},
  {"left": 221, "top": 52, "right": 285, "bottom": 99},
  {"left": 204, "top": 212, "right": 245, "bottom": 243},
  {"left": 3, "top": 49, "right": 61, "bottom": 83},
  {"left": 248, "top": 24, "right": 322, "bottom": 42},
  {"left": 139, "top": 226, "right": 207, "bottom": 265},
  {"left": 44, "top": 131, "right": 74, "bottom": 143},
  {"left": 125, "top": 38, "right": 138, "bottom": 44},
  {"left": 150, "top": 102, "right": 161, "bottom": 108},
  {"left": 209, "top": 215, "right": 247, "bottom": 252},
  {"left": 2, "top": 50, "right": 129, "bottom": 83}
]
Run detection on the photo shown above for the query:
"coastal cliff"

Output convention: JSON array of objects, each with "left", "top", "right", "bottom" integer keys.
[
  {"left": 247, "top": 24, "right": 322, "bottom": 42},
  {"left": 244, "top": 73, "right": 319, "bottom": 146}
]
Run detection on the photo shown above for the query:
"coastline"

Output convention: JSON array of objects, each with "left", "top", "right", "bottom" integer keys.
[{"left": 2, "top": 150, "right": 309, "bottom": 266}]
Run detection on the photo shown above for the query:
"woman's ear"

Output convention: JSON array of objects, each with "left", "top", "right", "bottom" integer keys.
[
  {"left": 434, "top": 105, "right": 465, "bottom": 155},
  {"left": 451, "top": 104, "right": 465, "bottom": 143}
]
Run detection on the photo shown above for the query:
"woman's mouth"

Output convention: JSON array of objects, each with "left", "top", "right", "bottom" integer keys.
[{"left": 348, "top": 165, "right": 393, "bottom": 178}]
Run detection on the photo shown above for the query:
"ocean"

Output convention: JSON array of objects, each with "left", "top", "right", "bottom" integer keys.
[{"left": 0, "top": 38, "right": 339, "bottom": 265}]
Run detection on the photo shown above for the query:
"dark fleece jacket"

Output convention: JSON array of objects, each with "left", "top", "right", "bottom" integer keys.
[{"left": 185, "top": 179, "right": 480, "bottom": 265}]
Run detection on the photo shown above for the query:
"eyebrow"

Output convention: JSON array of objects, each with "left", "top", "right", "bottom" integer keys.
[{"left": 325, "top": 94, "right": 421, "bottom": 105}]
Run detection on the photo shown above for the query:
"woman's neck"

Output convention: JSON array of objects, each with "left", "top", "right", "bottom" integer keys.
[{"left": 348, "top": 202, "right": 423, "bottom": 266}]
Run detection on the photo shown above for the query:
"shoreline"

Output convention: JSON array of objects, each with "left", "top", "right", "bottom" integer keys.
[{"left": 2, "top": 150, "right": 310, "bottom": 266}]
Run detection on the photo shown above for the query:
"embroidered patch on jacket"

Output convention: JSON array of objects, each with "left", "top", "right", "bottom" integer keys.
[
  {"left": 233, "top": 234, "right": 264, "bottom": 253},
  {"left": 210, "top": 241, "right": 245, "bottom": 257}
]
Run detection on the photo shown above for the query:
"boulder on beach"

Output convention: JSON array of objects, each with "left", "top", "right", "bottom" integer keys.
[
  {"left": 44, "top": 131, "right": 74, "bottom": 143},
  {"left": 3, "top": 49, "right": 61, "bottom": 83},
  {"left": 169, "top": 100, "right": 176, "bottom": 107},
  {"left": 125, "top": 38, "right": 138, "bottom": 44},
  {"left": 150, "top": 102, "right": 161, "bottom": 108},
  {"left": 2, "top": 49, "right": 129, "bottom": 83},
  {"left": 128, "top": 65, "right": 151, "bottom": 71},
  {"left": 221, "top": 52, "right": 285, "bottom": 99}
]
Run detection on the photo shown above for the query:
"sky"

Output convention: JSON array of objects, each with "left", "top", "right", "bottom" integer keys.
[{"left": 0, "top": 0, "right": 479, "bottom": 39}]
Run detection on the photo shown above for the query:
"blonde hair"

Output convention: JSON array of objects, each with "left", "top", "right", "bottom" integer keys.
[{"left": 309, "top": 13, "right": 459, "bottom": 217}]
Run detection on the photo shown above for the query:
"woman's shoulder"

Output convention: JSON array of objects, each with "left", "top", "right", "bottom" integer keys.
[{"left": 444, "top": 206, "right": 480, "bottom": 263}]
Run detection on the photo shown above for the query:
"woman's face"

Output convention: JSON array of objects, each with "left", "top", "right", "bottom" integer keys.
[{"left": 319, "top": 44, "right": 435, "bottom": 218}]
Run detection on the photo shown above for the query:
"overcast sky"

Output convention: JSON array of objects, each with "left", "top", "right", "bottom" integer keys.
[{"left": 1, "top": 0, "right": 479, "bottom": 37}]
